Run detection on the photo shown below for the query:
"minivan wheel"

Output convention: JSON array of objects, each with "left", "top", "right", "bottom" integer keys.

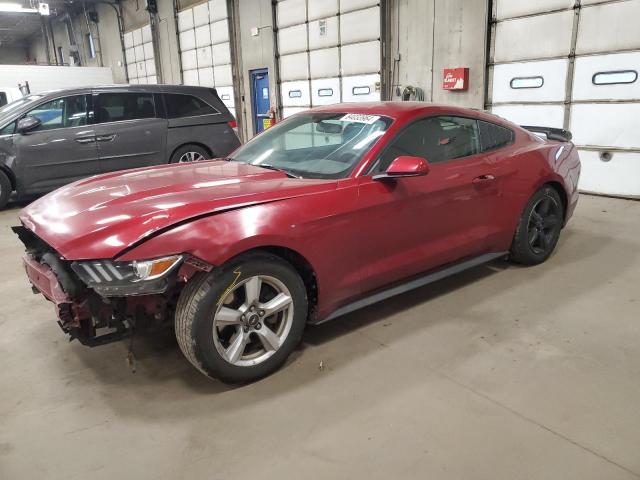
[
  {"left": 175, "top": 252, "right": 308, "bottom": 383},
  {"left": 170, "top": 144, "right": 210, "bottom": 164},
  {"left": 0, "top": 170, "right": 11, "bottom": 210}
]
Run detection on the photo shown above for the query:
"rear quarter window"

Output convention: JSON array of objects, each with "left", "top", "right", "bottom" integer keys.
[
  {"left": 164, "top": 94, "right": 219, "bottom": 119},
  {"left": 479, "top": 121, "right": 514, "bottom": 152}
]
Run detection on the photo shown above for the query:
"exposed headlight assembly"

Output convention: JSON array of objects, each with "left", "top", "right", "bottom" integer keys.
[{"left": 71, "top": 255, "right": 182, "bottom": 297}]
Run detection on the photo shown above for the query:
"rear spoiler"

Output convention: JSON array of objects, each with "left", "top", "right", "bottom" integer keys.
[{"left": 521, "top": 125, "right": 572, "bottom": 142}]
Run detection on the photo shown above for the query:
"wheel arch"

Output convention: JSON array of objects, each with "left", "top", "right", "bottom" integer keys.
[
  {"left": 170, "top": 142, "right": 214, "bottom": 163},
  {"left": 0, "top": 165, "right": 16, "bottom": 190},
  {"left": 543, "top": 180, "right": 568, "bottom": 222},
  {"left": 229, "top": 245, "right": 319, "bottom": 322}
]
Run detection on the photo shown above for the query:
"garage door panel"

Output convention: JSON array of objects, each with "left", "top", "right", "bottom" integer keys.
[
  {"left": 143, "top": 42, "right": 154, "bottom": 60},
  {"left": 195, "top": 25, "right": 211, "bottom": 48},
  {"left": 183, "top": 69, "right": 199, "bottom": 86},
  {"left": 124, "top": 32, "right": 134, "bottom": 49},
  {"left": 278, "top": 24, "right": 308, "bottom": 55},
  {"left": 181, "top": 50, "right": 198, "bottom": 70},
  {"left": 211, "top": 19, "right": 229, "bottom": 44},
  {"left": 496, "top": 0, "right": 573, "bottom": 20},
  {"left": 178, "top": 9, "right": 194, "bottom": 32},
  {"left": 308, "top": 0, "right": 338, "bottom": 20},
  {"left": 214, "top": 64, "right": 233, "bottom": 86},
  {"left": 572, "top": 52, "right": 640, "bottom": 101},
  {"left": 310, "top": 48, "right": 340, "bottom": 79},
  {"left": 125, "top": 47, "right": 136, "bottom": 64},
  {"left": 134, "top": 45, "right": 145, "bottom": 62},
  {"left": 309, "top": 16, "right": 339, "bottom": 49},
  {"left": 492, "top": 59, "right": 568, "bottom": 103},
  {"left": 570, "top": 103, "right": 640, "bottom": 149},
  {"left": 282, "top": 80, "right": 311, "bottom": 107},
  {"left": 340, "top": 41, "right": 380, "bottom": 76},
  {"left": 133, "top": 28, "right": 143, "bottom": 46},
  {"left": 127, "top": 63, "right": 137, "bottom": 79},
  {"left": 217, "top": 86, "right": 235, "bottom": 108},
  {"left": 340, "top": 6, "right": 380, "bottom": 44},
  {"left": 197, "top": 46, "right": 213, "bottom": 68},
  {"left": 141, "top": 25, "right": 152, "bottom": 43},
  {"left": 342, "top": 74, "right": 380, "bottom": 102},
  {"left": 340, "top": 0, "right": 378, "bottom": 13},
  {"left": 576, "top": 0, "right": 640, "bottom": 54},
  {"left": 145, "top": 59, "right": 156, "bottom": 76},
  {"left": 198, "top": 67, "right": 214, "bottom": 87},
  {"left": 311, "top": 78, "right": 341, "bottom": 105},
  {"left": 283, "top": 107, "right": 307, "bottom": 119},
  {"left": 209, "top": 0, "right": 227, "bottom": 22},
  {"left": 212, "top": 43, "right": 231, "bottom": 66},
  {"left": 193, "top": 3, "right": 209, "bottom": 27},
  {"left": 491, "top": 105, "right": 565, "bottom": 128},
  {"left": 136, "top": 61, "right": 147, "bottom": 78},
  {"left": 277, "top": 0, "right": 306, "bottom": 28},
  {"left": 494, "top": 11, "right": 573, "bottom": 63},
  {"left": 578, "top": 150, "right": 640, "bottom": 197},
  {"left": 147, "top": 76, "right": 157, "bottom": 85},
  {"left": 280, "top": 52, "right": 310, "bottom": 81},
  {"left": 179, "top": 30, "right": 196, "bottom": 51}
]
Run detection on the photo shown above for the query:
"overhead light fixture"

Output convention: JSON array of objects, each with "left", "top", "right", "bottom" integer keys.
[{"left": 0, "top": 2, "right": 38, "bottom": 13}]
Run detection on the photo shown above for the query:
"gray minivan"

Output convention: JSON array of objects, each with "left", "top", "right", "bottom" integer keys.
[{"left": 0, "top": 84, "right": 241, "bottom": 209}]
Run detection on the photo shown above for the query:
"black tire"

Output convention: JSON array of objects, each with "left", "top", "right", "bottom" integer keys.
[
  {"left": 169, "top": 144, "right": 210, "bottom": 164},
  {"left": 0, "top": 170, "right": 11, "bottom": 210},
  {"left": 175, "top": 252, "right": 308, "bottom": 383},
  {"left": 510, "top": 186, "right": 564, "bottom": 265}
]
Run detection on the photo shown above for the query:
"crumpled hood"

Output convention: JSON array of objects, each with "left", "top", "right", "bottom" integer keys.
[{"left": 20, "top": 160, "right": 335, "bottom": 260}]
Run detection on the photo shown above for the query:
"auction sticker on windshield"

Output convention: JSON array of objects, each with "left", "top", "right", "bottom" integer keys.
[{"left": 339, "top": 113, "right": 380, "bottom": 124}]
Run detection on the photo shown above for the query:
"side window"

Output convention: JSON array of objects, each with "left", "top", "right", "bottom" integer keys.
[
  {"left": 0, "top": 121, "right": 16, "bottom": 136},
  {"left": 95, "top": 93, "right": 156, "bottom": 123},
  {"left": 376, "top": 116, "right": 480, "bottom": 172},
  {"left": 0, "top": 92, "right": 7, "bottom": 108},
  {"left": 479, "top": 121, "right": 514, "bottom": 152},
  {"left": 27, "top": 95, "right": 88, "bottom": 131},
  {"left": 164, "top": 94, "right": 218, "bottom": 118}
]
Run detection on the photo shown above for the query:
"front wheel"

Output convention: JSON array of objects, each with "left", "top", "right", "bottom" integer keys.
[
  {"left": 0, "top": 170, "right": 11, "bottom": 210},
  {"left": 175, "top": 252, "right": 308, "bottom": 383},
  {"left": 510, "top": 186, "right": 564, "bottom": 265}
]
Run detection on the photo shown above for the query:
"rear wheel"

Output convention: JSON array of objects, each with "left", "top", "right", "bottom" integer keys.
[
  {"left": 510, "top": 186, "right": 564, "bottom": 265},
  {"left": 0, "top": 170, "right": 11, "bottom": 210},
  {"left": 175, "top": 252, "right": 308, "bottom": 383},
  {"left": 170, "top": 144, "right": 210, "bottom": 164}
]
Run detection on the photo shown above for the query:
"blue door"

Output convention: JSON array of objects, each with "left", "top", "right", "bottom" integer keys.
[{"left": 251, "top": 68, "right": 270, "bottom": 134}]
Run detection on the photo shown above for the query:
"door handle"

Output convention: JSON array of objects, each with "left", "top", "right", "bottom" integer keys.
[
  {"left": 96, "top": 134, "right": 116, "bottom": 142},
  {"left": 472, "top": 174, "right": 495, "bottom": 184},
  {"left": 75, "top": 136, "right": 96, "bottom": 144}
]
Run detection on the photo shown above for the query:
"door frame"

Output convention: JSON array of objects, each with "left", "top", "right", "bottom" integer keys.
[{"left": 249, "top": 68, "right": 270, "bottom": 136}]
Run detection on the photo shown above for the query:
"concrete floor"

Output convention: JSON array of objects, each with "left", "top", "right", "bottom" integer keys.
[{"left": 0, "top": 194, "right": 639, "bottom": 479}]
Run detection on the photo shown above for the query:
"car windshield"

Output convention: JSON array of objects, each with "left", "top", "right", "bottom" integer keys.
[
  {"left": 230, "top": 112, "right": 393, "bottom": 179},
  {"left": 0, "top": 94, "right": 44, "bottom": 123}
]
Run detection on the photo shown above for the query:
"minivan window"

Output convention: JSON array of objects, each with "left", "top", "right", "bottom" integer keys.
[
  {"left": 479, "top": 121, "right": 514, "bottom": 152},
  {"left": 95, "top": 92, "right": 156, "bottom": 123},
  {"left": 164, "top": 93, "right": 218, "bottom": 119},
  {"left": 26, "top": 95, "right": 88, "bottom": 131}
]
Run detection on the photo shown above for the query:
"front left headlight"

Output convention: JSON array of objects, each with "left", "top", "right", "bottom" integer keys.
[{"left": 71, "top": 255, "right": 182, "bottom": 297}]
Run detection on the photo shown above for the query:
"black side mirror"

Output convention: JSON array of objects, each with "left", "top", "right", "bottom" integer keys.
[{"left": 17, "top": 116, "right": 41, "bottom": 134}]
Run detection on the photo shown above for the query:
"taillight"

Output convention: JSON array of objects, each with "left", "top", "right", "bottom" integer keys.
[{"left": 227, "top": 120, "right": 237, "bottom": 129}]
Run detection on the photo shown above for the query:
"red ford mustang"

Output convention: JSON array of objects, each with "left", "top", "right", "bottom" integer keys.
[{"left": 15, "top": 102, "right": 580, "bottom": 383}]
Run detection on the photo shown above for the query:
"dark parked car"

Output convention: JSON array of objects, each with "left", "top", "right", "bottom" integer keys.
[
  {"left": 0, "top": 84, "right": 240, "bottom": 209},
  {"left": 15, "top": 102, "right": 580, "bottom": 383}
]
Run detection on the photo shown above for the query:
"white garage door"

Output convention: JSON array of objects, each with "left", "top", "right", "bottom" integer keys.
[
  {"left": 177, "top": 0, "right": 237, "bottom": 118},
  {"left": 124, "top": 25, "right": 157, "bottom": 85},
  {"left": 488, "top": 0, "right": 640, "bottom": 198},
  {"left": 275, "top": 0, "right": 381, "bottom": 118}
]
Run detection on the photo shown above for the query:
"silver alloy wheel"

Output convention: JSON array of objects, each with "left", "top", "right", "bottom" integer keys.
[
  {"left": 178, "top": 151, "right": 205, "bottom": 163},
  {"left": 212, "top": 275, "right": 294, "bottom": 367}
]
